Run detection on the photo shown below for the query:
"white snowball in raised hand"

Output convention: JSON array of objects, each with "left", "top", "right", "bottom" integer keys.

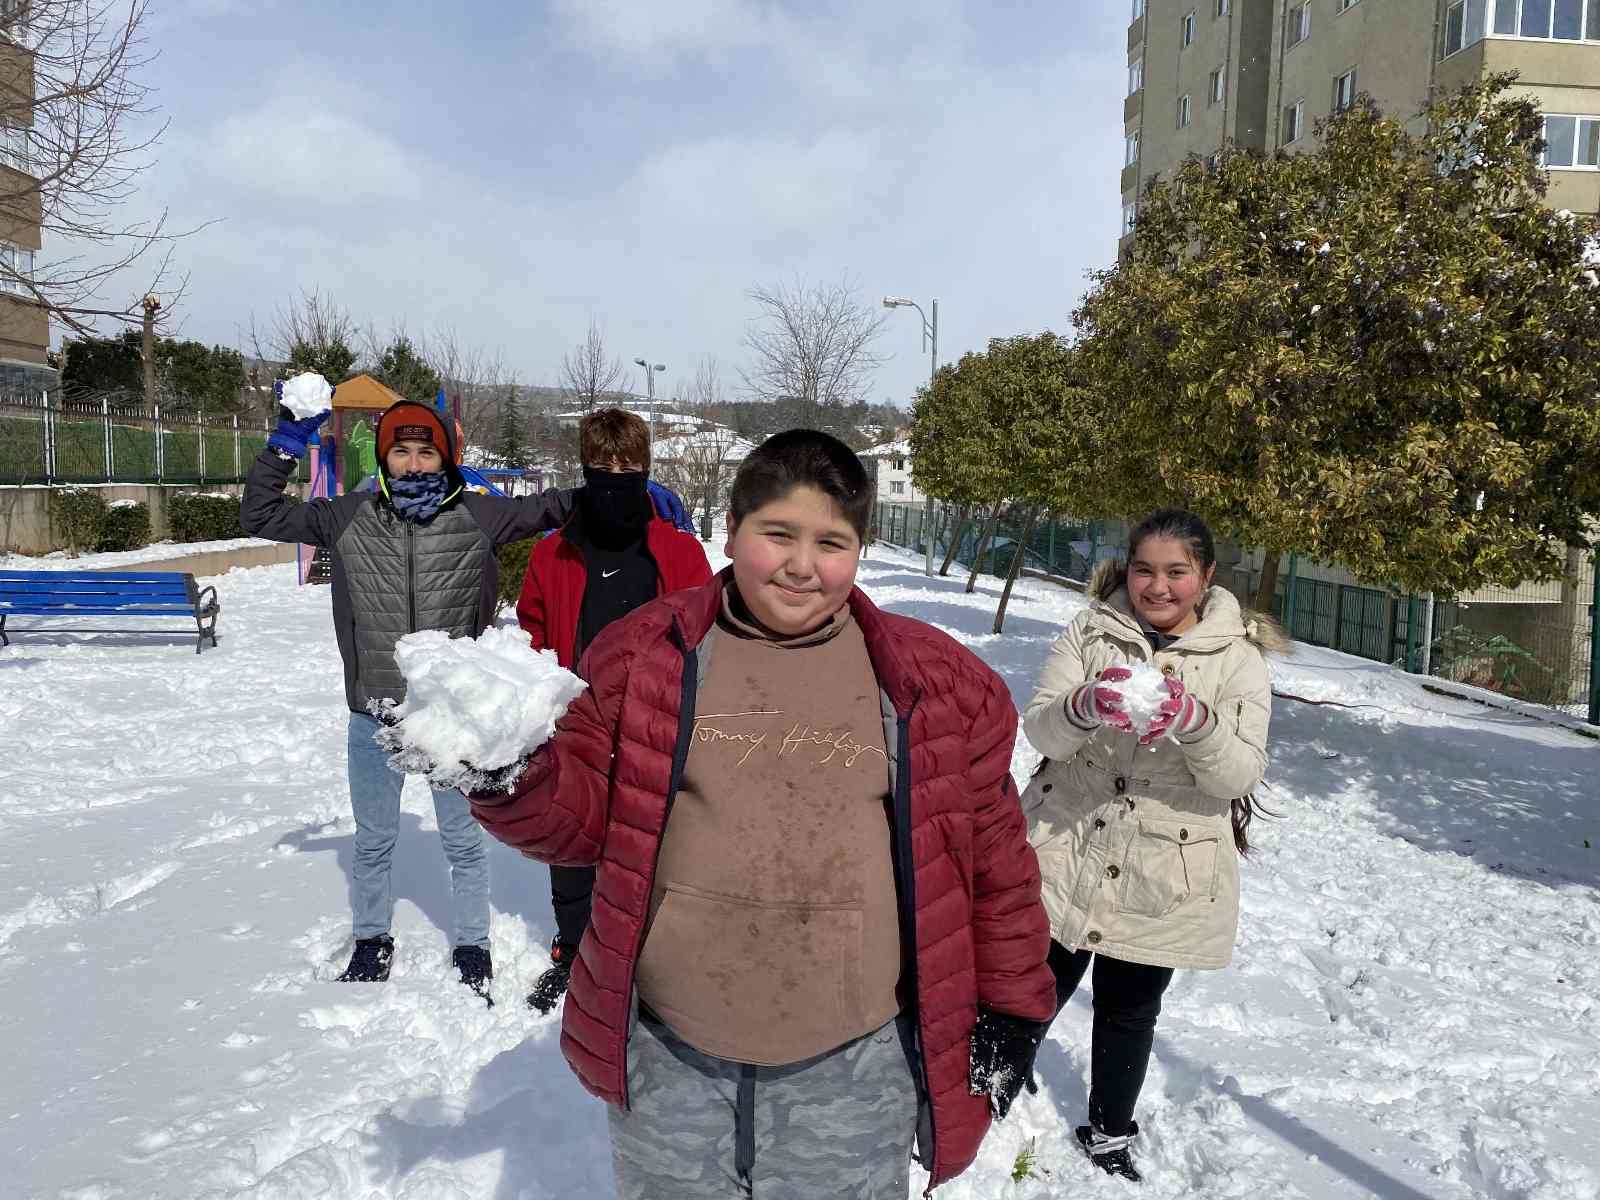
[
  {"left": 1110, "top": 662, "right": 1171, "bottom": 738},
  {"left": 376, "top": 625, "right": 587, "bottom": 790},
  {"left": 280, "top": 371, "right": 334, "bottom": 419}
]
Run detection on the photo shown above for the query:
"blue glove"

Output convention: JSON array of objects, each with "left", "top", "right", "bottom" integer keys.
[{"left": 267, "top": 380, "right": 332, "bottom": 459}]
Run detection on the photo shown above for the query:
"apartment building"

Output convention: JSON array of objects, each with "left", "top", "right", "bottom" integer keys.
[
  {"left": 1122, "top": 0, "right": 1600, "bottom": 245},
  {"left": 0, "top": 0, "right": 49, "bottom": 389}
]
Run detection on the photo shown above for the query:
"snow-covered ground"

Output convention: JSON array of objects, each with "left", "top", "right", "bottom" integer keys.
[
  {"left": 2, "top": 544, "right": 1597, "bottom": 1199},
  {"left": 0, "top": 536, "right": 277, "bottom": 571}
]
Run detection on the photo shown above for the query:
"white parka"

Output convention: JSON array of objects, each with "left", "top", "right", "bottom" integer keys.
[{"left": 1020, "top": 582, "right": 1275, "bottom": 971}]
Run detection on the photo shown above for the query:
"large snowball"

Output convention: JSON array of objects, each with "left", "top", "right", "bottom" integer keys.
[
  {"left": 280, "top": 372, "right": 334, "bottom": 419},
  {"left": 374, "top": 625, "right": 587, "bottom": 790},
  {"left": 1111, "top": 662, "right": 1172, "bottom": 737}
]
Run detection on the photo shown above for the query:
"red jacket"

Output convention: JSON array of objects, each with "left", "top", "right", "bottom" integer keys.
[
  {"left": 471, "top": 573, "right": 1055, "bottom": 1189},
  {"left": 515, "top": 516, "right": 713, "bottom": 668}
]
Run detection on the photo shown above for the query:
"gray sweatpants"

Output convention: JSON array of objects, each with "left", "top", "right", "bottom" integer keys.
[{"left": 609, "top": 1009, "right": 921, "bottom": 1199}]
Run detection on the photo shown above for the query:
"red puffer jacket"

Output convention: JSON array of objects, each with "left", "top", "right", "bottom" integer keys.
[
  {"left": 471, "top": 573, "right": 1054, "bottom": 1189},
  {"left": 515, "top": 515, "right": 713, "bottom": 669}
]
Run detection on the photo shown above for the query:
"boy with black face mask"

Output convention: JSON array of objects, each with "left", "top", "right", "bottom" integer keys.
[{"left": 515, "top": 408, "right": 712, "bottom": 1012}]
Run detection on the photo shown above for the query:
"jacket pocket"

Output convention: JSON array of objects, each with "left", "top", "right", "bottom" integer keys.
[{"left": 1117, "top": 817, "right": 1222, "bottom": 918}]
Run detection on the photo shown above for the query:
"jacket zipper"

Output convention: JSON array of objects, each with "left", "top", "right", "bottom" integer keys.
[
  {"left": 406, "top": 521, "right": 417, "bottom": 633},
  {"left": 888, "top": 694, "right": 941, "bottom": 1191},
  {"left": 621, "top": 618, "right": 699, "bottom": 1108}
]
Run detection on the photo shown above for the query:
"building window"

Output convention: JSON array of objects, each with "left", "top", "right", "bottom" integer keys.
[
  {"left": 1209, "top": 67, "right": 1226, "bottom": 105},
  {"left": 1476, "top": 0, "right": 1599, "bottom": 40},
  {"left": 1215, "top": 0, "right": 1230, "bottom": 15},
  {"left": 0, "top": 125, "right": 28, "bottom": 173},
  {"left": 1333, "top": 68, "right": 1357, "bottom": 112},
  {"left": 1286, "top": 3, "right": 1311, "bottom": 46},
  {"left": 1122, "top": 201, "right": 1137, "bottom": 236},
  {"left": 0, "top": 242, "right": 35, "bottom": 293},
  {"left": 892, "top": 456, "right": 905, "bottom": 471},
  {"left": 890, "top": 481, "right": 905, "bottom": 496},
  {"left": 1338, "top": 0, "right": 1361, "bottom": 10},
  {"left": 1128, "top": 56, "right": 1143, "bottom": 95},
  {"left": 1182, "top": 11, "right": 1196, "bottom": 45},
  {"left": 1542, "top": 114, "right": 1600, "bottom": 167},
  {"left": 1178, "top": 94, "right": 1192, "bottom": 127},
  {"left": 1207, "top": 151, "right": 1223, "bottom": 170},
  {"left": 1125, "top": 130, "right": 1141, "bottom": 165},
  {"left": 1132, "top": 0, "right": 1145, "bottom": 19},
  {"left": 1283, "top": 98, "right": 1306, "bottom": 144}
]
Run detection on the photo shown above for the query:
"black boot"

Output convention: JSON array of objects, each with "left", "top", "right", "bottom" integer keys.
[
  {"left": 338, "top": 935, "right": 394, "bottom": 982},
  {"left": 453, "top": 945, "right": 494, "bottom": 1007},
  {"left": 527, "top": 937, "right": 576, "bottom": 1014},
  {"left": 1075, "top": 1120, "right": 1142, "bottom": 1182}
]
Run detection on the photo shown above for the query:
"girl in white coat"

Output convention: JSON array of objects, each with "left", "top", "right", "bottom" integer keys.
[{"left": 1021, "top": 509, "right": 1280, "bottom": 1182}]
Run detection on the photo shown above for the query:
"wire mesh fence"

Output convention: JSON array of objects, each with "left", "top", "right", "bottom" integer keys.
[
  {"left": 873, "top": 499, "right": 1598, "bottom": 726},
  {"left": 0, "top": 393, "right": 288, "bottom": 486}
]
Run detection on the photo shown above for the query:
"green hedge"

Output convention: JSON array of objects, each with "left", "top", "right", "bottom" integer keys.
[
  {"left": 497, "top": 535, "right": 542, "bottom": 608},
  {"left": 169, "top": 491, "right": 245, "bottom": 542},
  {"left": 50, "top": 488, "right": 107, "bottom": 554},
  {"left": 97, "top": 501, "right": 151, "bottom": 552}
]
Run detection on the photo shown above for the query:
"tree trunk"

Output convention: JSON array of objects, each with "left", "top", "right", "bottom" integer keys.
[
  {"left": 939, "top": 504, "right": 971, "bottom": 576},
  {"left": 1252, "top": 548, "right": 1282, "bottom": 614},
  {"left": 965, "top": 505, "right": 1003, "bottom": 594},
  {"left": 141, "top": 302, "right": 157, "bottom": 407},
  {"left": 993, "top": 507, "right": 1038, "bottom": 634}
]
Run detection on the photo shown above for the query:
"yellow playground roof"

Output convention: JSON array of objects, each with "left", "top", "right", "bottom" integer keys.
[{"left": 332, "top": 374, "right": 409, "bottom": 412}]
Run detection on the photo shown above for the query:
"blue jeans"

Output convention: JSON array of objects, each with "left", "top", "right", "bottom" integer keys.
[{"left": 345, "top": 713, "right": 490, "bottom": 949}]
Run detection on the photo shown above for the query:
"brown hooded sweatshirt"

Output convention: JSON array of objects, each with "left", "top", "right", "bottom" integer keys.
[{"left": 633, "top": 585, "right": 902, "bottom": 1065}]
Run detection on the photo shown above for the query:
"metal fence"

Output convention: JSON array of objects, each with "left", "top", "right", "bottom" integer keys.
[
  {"left": 0, "top": 393, "right": 287, "bottom": 485},
  {"left": 872, "top": 500, "right": 1599, "bottom": 726}
]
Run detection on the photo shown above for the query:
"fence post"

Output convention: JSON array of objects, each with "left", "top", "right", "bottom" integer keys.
[
  {"left": 1283, "top": 553, "right": 1300, "bottom": 633},
  {"left": 154, "top": 404, "right": 163, "bottom": 481},
  {"left": 1588, "top": 553, "right": 1599, "bottom": 726},
  {"left": 101, "top": 397, "right": 111, "bottom": 481},
  {"left": 1047, "top": 518, "right": 1057, "bottom": 575},
  {"left": 1405, "top": 593, "right": 1420, "bottom": 671},
  {"left": 197, "top": 411, "right": 206, "bottom": 482},
  {"left": 233, "top": 414, "right": 241, "bottom": 479},
  {"left": 1420, "top": 592, "right": 1435, "bottom": 675},
  {"left": 41, "top": 390, "right": 53, "bottom": 482}
]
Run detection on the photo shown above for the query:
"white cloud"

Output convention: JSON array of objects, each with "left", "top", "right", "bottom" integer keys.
[{"left": 549, "top": 0, "right": 791, "bottom": 62}]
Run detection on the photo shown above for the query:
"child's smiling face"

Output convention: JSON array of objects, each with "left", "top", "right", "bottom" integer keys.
[
  {"left": 724, "top": 485, "right": 861, "bottom": 636},
  {"left": 1128, "top": 534, "right": 1214, "bottom": 633}
]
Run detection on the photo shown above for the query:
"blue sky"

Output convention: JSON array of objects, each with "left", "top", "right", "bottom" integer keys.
[{"left": 120, "top": 0, "right": 1127, "bottom": 406}]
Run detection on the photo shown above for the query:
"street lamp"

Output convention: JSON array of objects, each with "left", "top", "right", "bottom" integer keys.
[
  {"left": 882, "top": 295, "right": 938, "bottom": 576},
  {"left": 633, "top": 357, "right": 667, "bottom": 442}
]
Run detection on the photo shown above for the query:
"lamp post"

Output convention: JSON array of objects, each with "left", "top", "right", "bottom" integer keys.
[
  {"left": 633, "top": 357, "right": 667, "bottom": 444},
  {"left": 882, "top": 295, "right": 938, "bottom": 576}
]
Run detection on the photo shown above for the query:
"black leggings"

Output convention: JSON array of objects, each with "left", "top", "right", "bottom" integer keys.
[
  {"left": 1048, "top": 940, "right": 1174, "bottom": 1137},
  {"left": 549, "top": 864, "right": 596, "bottom": 948}
]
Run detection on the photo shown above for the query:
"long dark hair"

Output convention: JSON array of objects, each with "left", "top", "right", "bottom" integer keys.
[{"left": 1093, "top": 508, "right": 1217, "bottom": 600}]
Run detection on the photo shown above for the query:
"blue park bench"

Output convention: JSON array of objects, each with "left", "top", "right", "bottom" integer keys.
[{"left": 0, "top": 570, "right": 220, "bottom": 654}]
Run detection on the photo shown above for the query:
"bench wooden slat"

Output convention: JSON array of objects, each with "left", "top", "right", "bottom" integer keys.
[
  {"left": 0, "top": 570, "right": 192, "bottom": 582},
  {"left": 1, "top": 604, "right": 201, "bottom": 616},
  {"left": 0, "top": 581, "right": 192, "bottom": 597}
]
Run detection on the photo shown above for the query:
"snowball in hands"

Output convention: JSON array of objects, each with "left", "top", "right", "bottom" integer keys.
[
  {"left": 375, "top": 626, "right": 586, "bottom": 790},
  {"left": 279, "top": 371, "right": 334, "bottom": 419},
  {"left": 1109, "top": 662, "right": 1172, "bottom": 738}
]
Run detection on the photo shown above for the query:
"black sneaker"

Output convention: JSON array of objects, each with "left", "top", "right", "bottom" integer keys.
[
  {"left": 337, "top": 935, "right": 394, "bottom": 983},
  {"left": 453, "top": 945, "right": 494, "bottom": 1007},
  {"left": 1075, "top": 1121, "right": 1141, "bottom": 1182},
  {"left": 526, "top": 937, "right": 576, "bottom": 1014}
]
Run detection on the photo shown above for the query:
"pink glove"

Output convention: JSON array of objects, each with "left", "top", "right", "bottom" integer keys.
[
  {"left": 1140, "top": 675, "right": 1209, "bottom": 745},
  {"left": 1066, "top": 667, "right": 1135, "bottom": 732}
]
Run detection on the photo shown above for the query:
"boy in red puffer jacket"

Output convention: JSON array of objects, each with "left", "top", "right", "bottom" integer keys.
[{"left": 474, "top": 430, "right": 1053, "bottom": 1197}]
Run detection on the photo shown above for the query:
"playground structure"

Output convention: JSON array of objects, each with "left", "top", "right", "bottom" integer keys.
[{"left": 297, "top": 378, "right": 535, "bottom": 584}]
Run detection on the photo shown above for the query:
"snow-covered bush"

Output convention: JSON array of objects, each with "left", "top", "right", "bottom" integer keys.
[
  {"left": 95, "top": 499, "right": 150, "bottom": 552},
  {"left": 49, "top": 487, "right": 106, "bottom": 556}
]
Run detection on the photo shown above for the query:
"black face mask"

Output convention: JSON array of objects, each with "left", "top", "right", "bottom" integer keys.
[{"left": 579, "top": 467, "right": 651, "bottom": 547}]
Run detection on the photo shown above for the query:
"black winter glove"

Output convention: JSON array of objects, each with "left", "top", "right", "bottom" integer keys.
[{"left": 968, "top": 1008, "right": 1049, "bottom": 1121}]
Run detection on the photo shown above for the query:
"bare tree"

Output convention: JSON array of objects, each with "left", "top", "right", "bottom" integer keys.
[
  {"left": 560, "top": 318, "right": 628, "bottom": 412},
  {"left": 248, "top": 290, "right": 361, "bottom": 385},
  {"left": 654, "top": 356, "right": 747, "bottom": 538},
  {"left": 739, "top": 275, "right": 889, "bottom": 407},
  {"left": 0, "top": 1, "right": 196, "bottom": 333},
  {"left": 428, "top": 325, "right": 506, "bottom": 451}
]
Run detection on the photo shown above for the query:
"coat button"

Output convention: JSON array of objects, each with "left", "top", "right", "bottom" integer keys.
[
  {"left": 1106, "top": 865, "right": 1120, "bottom": 879},
  {"left": 1094, "top": 818, "right": 1106, "bottom": 830},
  {"left": 1042, "top": 783, "right": 1052, "bottom": 793},
  {"left": 1161, "top": 664, "right": 1177, "bottom": 676},
  {"left": 1179, "top": 828, "right": 1189, "bottom": 841},
  {"left": 1086, "top": 931, "right": 1102, "bottom": 945}
]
